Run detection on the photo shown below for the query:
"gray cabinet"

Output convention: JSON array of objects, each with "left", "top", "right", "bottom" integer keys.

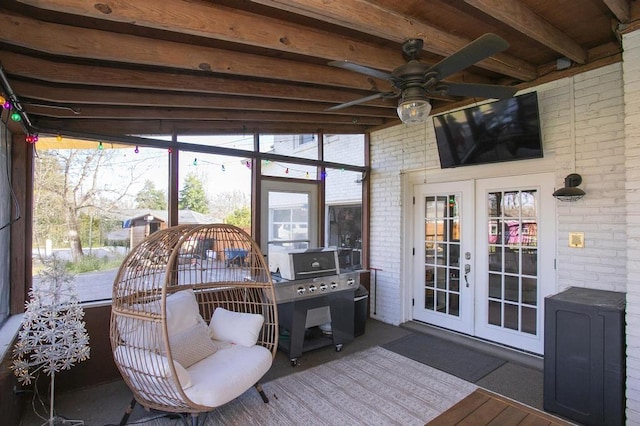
[{"left": 544, "top": 287, "right": 625, "bottom": 425}]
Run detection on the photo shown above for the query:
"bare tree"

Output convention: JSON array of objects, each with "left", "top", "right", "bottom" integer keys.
[
  {"left": 34, "top": 148, "right": 155, "bottom": 262},
  {"left": 209, "top": 190, "right": 250, "bottom": 221}
]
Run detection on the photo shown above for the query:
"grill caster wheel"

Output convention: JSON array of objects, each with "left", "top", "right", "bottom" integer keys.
[
  {"left": 290, "top": 358, "right": 299, "bottom": 367},
  {"left": 335, "top": 344, "right": 343, "bottom": 352}
]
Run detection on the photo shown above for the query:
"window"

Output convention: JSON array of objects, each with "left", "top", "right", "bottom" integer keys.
[
  {"left": 0, "top": 120, "right": 11, "bottom": 323},
  {"left": 32, "top": 140, "right": 169, "bottom": 303}
]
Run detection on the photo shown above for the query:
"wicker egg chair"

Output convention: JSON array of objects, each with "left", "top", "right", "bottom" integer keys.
[{"left": 110, "top": 224, "right": 278, "bottom": 425}]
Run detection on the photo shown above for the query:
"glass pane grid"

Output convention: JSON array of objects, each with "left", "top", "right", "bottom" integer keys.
[
  {"left": 486, "top": 190, "right": 538, "bottom": 335},
  {"left": 423, "top": 194, "right": 460, "bottom": 316}
]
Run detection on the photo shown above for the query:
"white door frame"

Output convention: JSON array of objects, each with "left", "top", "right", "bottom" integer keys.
[{"left": 404, "top": 165, "right": 556, "bottom": 354}]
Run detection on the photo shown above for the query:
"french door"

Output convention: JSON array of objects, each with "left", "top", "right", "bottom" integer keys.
[{"left": 413, "top": 173, "right": 555, "bottom": 354}]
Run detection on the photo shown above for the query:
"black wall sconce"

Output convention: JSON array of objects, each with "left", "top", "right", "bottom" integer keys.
[{"left": 553, "top": 173, "right": 585, "bottom": 201}]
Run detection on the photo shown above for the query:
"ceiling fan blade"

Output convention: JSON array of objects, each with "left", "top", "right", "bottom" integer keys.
[
  {"left": 326, "top": 92, "right": 396, "bottom": 111},
  {"left": 328, "top": 60, "right": 393, "bottom": 81},
  {"left": 436, "top": 82, "right": 518, "bottom": 99},
  {"left": 427, "top": 33, "right": 510, "bottom": 80}
]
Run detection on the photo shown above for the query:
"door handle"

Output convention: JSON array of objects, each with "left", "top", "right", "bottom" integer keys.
[{"left": 464, "top": 264, "right": 471, "bottom": 287}]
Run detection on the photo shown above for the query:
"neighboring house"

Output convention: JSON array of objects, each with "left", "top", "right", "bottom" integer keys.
[{"left": 108, "top": 209, "right": 221, "bottom": 248}]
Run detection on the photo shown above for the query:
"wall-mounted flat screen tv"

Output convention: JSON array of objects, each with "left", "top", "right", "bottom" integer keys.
[{"left": 433, "top": 92, "right": 543, "bottom": 168}]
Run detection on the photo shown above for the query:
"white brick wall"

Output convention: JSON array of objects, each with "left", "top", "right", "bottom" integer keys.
[
  {"left": 370, "top": 62, "right": 627, "bottom": 325},
  {"left": 624, "top": 29, "right": 640, "bottom": 424}
]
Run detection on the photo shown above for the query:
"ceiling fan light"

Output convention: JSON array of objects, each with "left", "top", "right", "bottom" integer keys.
[{"left": 397, "top": 99, "right": 431, "bottom": 124}]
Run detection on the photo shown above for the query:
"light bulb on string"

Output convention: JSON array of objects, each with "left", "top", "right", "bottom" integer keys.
[
  {"left": 134, "top": 146, "right": 139, "bottom": 154},
  {"left": 285, "top": 168, "right": 289, "bottom": 174},
  {"left": 305, "top": 172, "right": 309, "bottom": 178},
  {"left": 193, "top": 158, "right": 198, "bottom": 166},
  {"left": 221, "top": 164, "right": 226, "bottom": 172},
  {"left": 10, "top": 112, "right": 21, "bottom": 122},
  {"left": 0, "top": 95, "right": 5, "bottom": 105},
  {"left": 56, "top": 134, "right": 63, "bottom": 142},
  {"left": 168, "top": 148, "right": 172, "bottom": 154},
  {"left": 3, "top": 101, "right": 11, "bottom": 110},
  {"left": 98, "top": 142, "right": 103, "bottom": 150},
  {"left": 245, "top": 160, "right": 251, "bottom": 169},
  {"left": 321, "top": 170, "right": 327, "bottom": 179}
]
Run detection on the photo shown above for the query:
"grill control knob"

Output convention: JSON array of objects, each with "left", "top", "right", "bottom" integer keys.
[
  {"left": 297, "top": 286, "right": 306, "bottom": 295},
  {"left": 330, "top": 282, "right": 338, "bottom": 290},
  {"left": 309, "top": 284, "right": 317, "bottom": 293},
  {"left": 347, "top": 278, "right": 355, "bottom": 287},
  {"left": 319, "top": 283, "right": 328, "bottom": 292}
]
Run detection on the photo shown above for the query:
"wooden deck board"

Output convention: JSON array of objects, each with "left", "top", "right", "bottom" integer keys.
[{"left": 427, "top": 388, "right": 574, "bottom": 426}]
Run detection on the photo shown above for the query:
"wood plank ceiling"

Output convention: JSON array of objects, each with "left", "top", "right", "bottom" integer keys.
[{"left": 0, "top": 0, "right": 638, "bottom": 138}]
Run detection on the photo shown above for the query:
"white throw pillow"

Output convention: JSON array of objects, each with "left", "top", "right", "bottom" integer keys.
[
  {"left": 169, "top": 321, "right": 218, "bottom": 368},
  {"left": 209, "top": 307, "right": 264, "bottom": 347},
  {"left": 165, "top": 289, "right": 201, "bottom": 337},
  {"left": 116, "top": 289, "right": 206, "bottom": 352}
]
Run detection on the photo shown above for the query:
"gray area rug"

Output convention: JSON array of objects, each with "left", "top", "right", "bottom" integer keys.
[
  {"left": 382, "top": 332, "right": 506, "bottom": 383},
  {"left": 144, "top": 346, "right": 476, "bottom": 426}
]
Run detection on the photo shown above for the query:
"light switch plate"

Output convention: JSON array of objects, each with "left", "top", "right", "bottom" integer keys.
[{"left": 569, "top": 232, "right": 585, "bottom": 248}]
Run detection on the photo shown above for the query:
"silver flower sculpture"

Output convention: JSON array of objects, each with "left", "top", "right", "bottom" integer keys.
[{"left": 12, "top": 255, "right": 90, "bottom": 425}]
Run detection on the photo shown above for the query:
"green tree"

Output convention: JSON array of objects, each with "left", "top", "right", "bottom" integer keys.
[
  {"left": 225, "top": 206, "right": 251, "bottom": 228},
  {"left": 135, "top": 180, "right": 167, "bottom": 210},
  {"left": 179, "top": 173, "right": 209, "bottom": 213}
]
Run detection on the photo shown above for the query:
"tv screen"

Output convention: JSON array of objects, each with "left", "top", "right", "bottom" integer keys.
[{"left": 433, "top": 92, "right": 543, "bottom": 168}]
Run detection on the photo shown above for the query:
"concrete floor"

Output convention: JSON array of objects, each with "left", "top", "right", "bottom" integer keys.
[{"left": 19, "top": 319, "right": 545, "bottom": 426}]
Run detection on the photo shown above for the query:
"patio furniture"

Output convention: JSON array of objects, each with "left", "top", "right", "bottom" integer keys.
[{"left": 110, "top": 224, "right": 278, "bottom": 426}]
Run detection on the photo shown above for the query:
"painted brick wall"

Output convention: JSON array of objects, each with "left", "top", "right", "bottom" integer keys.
[
  {"left": 623, "top": 29, "right": 640, "bottom": 423},
  {"left": 369, "top": 63, "right": 628, "bottom": 325}
]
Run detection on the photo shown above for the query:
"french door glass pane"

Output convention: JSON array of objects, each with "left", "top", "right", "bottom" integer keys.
[
  {"left": 423, "top": 194, "right": 461, "bottom": 317},
  {"left": 486, "top": 190, "right": 538, "bottom": 335}
]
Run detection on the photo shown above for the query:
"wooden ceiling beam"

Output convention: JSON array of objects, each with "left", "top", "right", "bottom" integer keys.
[
  {"left": 12, "top": 80, "right": 398, "bottom": 118},
  {"left": 602, "top": 0, "right": 631, "bottom": 23},
  {"left": 246, "top": 0, "right": 537, "bottom": 81},
  {"left": 0, "top": 11, "right": 387, "bottom": 91},
  {"left": 464, "top": 0, "right": 587, "bottom": 64},
  {"left": 24, "top": 105, "right": 388, "bottom": 126},
  {"left": 0, "top": 51, "right": 392, "bottom": 106},
  {"left": 15, "top": 0, "right": 535, "bottom": 81},
  {"left": 33, "top": 118, "right": 372, "bottom": 136}
]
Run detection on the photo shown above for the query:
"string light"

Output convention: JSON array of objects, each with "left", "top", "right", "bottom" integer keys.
[
  {"left": 25, "top": 134, "right": 38, "bottom": 144},
  {"left": 134, "top": 146, "right": 139, "bottom": 154},
  {"left": 2, "top": 100, "right": 11, "bottom": 109},
  {"left": 98, "top": 142, "right": 103, "bottom": 150},
  {"left": 193, "top": 158, "right": 198, "bottom": 166},
  {"left": 221, "top": 164, "right": 225, "bottom": 172},
  {"left": 10, "top": 112, "right": 21, "bottom": 122},
  {"left": 56, "top": 135, "right": 63, "bottom": 142},
  {"left": 285, "top": 168, "right": 289, "bottom": 174},
  {"left": 0, "top": 95, "right": 5, "bottom": 105}
]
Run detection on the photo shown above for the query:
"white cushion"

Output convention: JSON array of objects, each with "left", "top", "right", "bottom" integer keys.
[
  {"left": 209, "top": 307, "right": 264, "bottom": 347},
  {"left": 116, "top": 289, "right": 205, "bottom": 352},
  {"left": 165, "top": 289, "right": 201, "bottom": 337},
  {"left": 169, "top": 321, "right": 218, "bottom": 368},
  {"left": 184, "top": 344, "right": 272, "bottom": 407},
  {"left": 114, "top": 346, "right": 192, "bottom": 390}
]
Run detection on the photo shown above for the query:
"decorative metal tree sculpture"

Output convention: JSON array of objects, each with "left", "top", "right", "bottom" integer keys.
[{"left": 12, "top": 255, "right": 90, "bottom": 426}]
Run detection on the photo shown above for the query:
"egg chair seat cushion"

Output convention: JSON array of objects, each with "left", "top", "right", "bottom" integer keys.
[{"left": 184, "top": 343, "right": 273, "bottom": 408}]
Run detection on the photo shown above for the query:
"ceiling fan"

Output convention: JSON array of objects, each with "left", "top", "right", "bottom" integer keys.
[{"left": 327, "top": 33, "right": 518, "bottom": 124}]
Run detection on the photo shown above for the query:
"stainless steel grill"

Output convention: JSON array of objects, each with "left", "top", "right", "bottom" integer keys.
[{"left": 270, "top": 248, "right": 358, "bottom": 366}]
